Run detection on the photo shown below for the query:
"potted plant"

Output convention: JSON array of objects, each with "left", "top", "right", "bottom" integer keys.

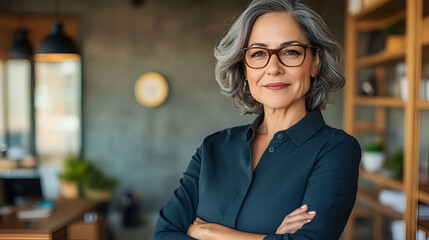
[
  {"left": 384, "top": 23, "right": 405, "bottom": 53},
  {"left": 82, "top": 165, "right": 118, "bottom": 200},
  {"left": 362, "top": 142, "right": 385, "bottom": 172},
  {"left": 59, "top": 155, "right": 118, "bottom": 200},
  {"left": 385, "top": 150, "right": 404, "bottom": 180},
  {"left": 59, "top": 155, "right": 90, "bottom": 198}
]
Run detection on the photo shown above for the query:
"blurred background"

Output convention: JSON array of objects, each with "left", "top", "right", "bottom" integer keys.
[{"left": 1, "top": 0, "right": 418, "bottom": 239}]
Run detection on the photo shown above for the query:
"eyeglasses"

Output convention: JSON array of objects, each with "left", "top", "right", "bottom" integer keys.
[{"left": 243, "top": 44, "right": 318, "bottom": 69}]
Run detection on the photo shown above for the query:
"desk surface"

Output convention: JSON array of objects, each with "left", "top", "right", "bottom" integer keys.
[{"left": 0, "top": 198, "right": 100, "bottom": 234}]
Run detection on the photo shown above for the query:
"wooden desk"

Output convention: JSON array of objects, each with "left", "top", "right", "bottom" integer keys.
[{"left": 0, "top": 198, "right": 101, "bottom": 240}]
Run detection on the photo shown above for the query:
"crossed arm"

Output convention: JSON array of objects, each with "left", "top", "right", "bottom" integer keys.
[
  {"left": 187, "top": 204, "right": 316, "bottom": 240},
  {"left": 151, "top": 135, "right": 361, "bottom": 240}
]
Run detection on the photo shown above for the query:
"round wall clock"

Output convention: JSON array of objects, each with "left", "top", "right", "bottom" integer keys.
[{"left": 134, "top": 72, "right": 169, "bottom": 108}]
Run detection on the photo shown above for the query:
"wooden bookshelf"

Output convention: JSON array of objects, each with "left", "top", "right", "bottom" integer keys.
[{"left": 344, "top": 0, "right": 427, "bottom": 239}]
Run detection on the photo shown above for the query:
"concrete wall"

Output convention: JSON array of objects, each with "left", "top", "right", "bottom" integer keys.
[{"left": 0, "top": 0, "right": 345, "bottom": 211}]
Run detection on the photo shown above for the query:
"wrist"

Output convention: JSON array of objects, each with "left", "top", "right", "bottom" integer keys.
[
  {"left": 202, "top": 223, "right": 218, "bottom": 240},
  {"left": 199, "top": 223, "right": 227, "bottom": 240}
]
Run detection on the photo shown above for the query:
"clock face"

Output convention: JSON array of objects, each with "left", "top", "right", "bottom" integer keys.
[{"left": 134, "top": 72, "right": 169, "bottom": 108}]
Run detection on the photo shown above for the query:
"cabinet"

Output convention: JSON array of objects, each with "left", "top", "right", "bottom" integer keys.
[
  {"left": 343, "top": 0, "right": 429, "bottom": 239},
  {"left": 0, "top": 199, "right": 104, "bottom": 240}
]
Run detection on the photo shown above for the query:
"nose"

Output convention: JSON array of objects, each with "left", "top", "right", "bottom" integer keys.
[{"left": 266, "top": 54, "right": 285, "bottom": 75}]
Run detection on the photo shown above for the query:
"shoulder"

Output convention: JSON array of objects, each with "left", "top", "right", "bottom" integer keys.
[
  {"left": 317, "top": 125, "right": 362, "bottom": 161},
  {"left": 202, "top": 124, "right": 250, "bottom": 146},
  {"left": 322, "top": 125, "right": 360, "bottom": 148}
]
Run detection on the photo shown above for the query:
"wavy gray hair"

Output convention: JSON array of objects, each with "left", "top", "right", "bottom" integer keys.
[{"left": 214, "top": 0, "right": 345, "bottom": 114}]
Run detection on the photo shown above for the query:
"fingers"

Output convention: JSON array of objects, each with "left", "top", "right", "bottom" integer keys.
[
  {"left": 276, "top": 205, "right": 316, "bottom": 234},
  {"left": 187, "top": 217, "right": 207, "bottom": 238},
  {"left": 276, "top": 219, "right": 309, "bottom": 234},
  {"left": 276, "top": 215, "right": 315, "bottom": 234},
  {"left": 279, "top": 204, "right": 310, "bottom": 225},
  {"left": 286, "top": 204, "right": 309, "bottom": 218},
  {"left": 194, "top": 217, "right": 206, "bottom": 223}
]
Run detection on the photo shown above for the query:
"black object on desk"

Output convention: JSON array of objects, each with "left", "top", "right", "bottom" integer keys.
[{"left": 3, "top": 178, "right": 43, "bottom": 205}]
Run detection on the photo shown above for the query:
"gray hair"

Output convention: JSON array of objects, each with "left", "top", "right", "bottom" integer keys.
[{"left": 214, "top": 0, "right": 345, "bottom": 114}]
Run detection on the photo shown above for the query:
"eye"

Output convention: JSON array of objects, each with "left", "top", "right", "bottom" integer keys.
[
  {"left": 281, "top": 46, "right": 304, "bottom": 57},
  {"left": 284, "top": 50, "right": 300, "bottom": 56},
  {"left": 248, "top": 49, "right": 268, "bottom": 58}
]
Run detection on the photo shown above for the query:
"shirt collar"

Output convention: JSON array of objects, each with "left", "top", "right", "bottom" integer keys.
[
  {"left": 245, "top": 109, "right": 326, "bottom": 146},
  {"left": 285, "top": 109, "right": 326, "bottom": 146},
  {"left": 246, "top": 114, "right": 264, "bottom": 142}
]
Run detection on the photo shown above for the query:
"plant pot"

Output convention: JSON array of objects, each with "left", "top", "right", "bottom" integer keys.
[
  {"left": 61, "top": 181, "right": 80, "bottom": 199},
  {"left": 84, "top": 188, "right": 113, "bottom": 201},
  {"left": 386, "top": 35, "right": 405, "bottom": 53},
  {"left": 362, "top": 152, "right": 385, "bottom": 172}
]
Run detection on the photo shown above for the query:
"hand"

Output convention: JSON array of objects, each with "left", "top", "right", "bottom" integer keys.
[
  {"left": 187, "top": 217, "right": 265, "bottom": 240},
  {"left": 275, "top": 204, "right": 316, "bottom": 234},
  {"left": 187, "top": 217, "right": 209, "bottom": 239}
]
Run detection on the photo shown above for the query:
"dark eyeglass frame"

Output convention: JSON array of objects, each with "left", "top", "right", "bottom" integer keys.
[{"left": 243, "top": 44, "right": 319, "bottom": 69}]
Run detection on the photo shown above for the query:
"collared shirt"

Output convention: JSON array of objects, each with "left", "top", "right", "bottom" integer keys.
[{"left": 151, "top": 109, "right": 361, "bottom": 240}]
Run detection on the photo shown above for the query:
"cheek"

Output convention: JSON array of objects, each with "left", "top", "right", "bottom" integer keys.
[
  {"left": 294, "top": 66, "right": 312, "bottom": 89},
  {"left": 302, "top": 76, "right": 311, "bottom": 94},
  {"left": 245, "top": 68, "right": 264, "bottom": 85},
  {"left": 245, "top": 68, "right": 264, "bottom": 100}
]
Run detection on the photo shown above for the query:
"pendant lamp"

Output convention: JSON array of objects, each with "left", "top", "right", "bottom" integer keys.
[
  {"left": 9, "top": 29, "right": 33, "bottom": 59},
  {"left": 33, "top": 16, "right": 82, "bottom": 160},
  {"left": 35, "top": 21, "right": 79, "bottom": 61}
]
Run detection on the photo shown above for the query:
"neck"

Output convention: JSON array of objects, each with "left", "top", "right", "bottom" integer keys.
[{"left": 257, "top": 101, "right": 308, "bottom": 138}]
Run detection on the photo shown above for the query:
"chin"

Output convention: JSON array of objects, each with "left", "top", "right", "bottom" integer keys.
[
  {"left": 260, "top": 98, "right": 305, "bottom": 111},
  {"left": 262, "top": 102, "right": 293, "bottom": 110}
]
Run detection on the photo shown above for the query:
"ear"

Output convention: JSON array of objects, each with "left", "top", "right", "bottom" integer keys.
[{"left": 310, "top": 49, "right": 320, "bottom": 78}]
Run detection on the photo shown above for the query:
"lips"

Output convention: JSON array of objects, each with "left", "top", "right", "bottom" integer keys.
[{"left": 264, "top": 82, "right": 290, "bottom": 90}]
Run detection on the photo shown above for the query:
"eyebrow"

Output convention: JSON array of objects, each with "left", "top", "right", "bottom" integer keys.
[{"left": 247, "top": 41, "right": 303, "bottom": 48}]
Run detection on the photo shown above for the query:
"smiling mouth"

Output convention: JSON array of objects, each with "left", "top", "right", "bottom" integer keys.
[{"left": 264, "top": 83, "right": 290, "bottom": 90}]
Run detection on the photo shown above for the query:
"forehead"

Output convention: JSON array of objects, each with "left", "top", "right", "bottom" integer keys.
[{"left": 248, "top": 12, "right": 307, "bottom": 47}]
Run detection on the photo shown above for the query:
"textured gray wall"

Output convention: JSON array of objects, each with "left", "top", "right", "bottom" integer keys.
[{"left": 0, "top": 0, "right": 345, "bottom": 211}]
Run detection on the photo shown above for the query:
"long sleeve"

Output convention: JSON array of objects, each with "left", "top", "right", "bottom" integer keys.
[
  {"left": 150, "top": 147, "right": 202, "bottom": 240},
  {"left": 263, "top": 133, "right": 361, "bottom": 240}
]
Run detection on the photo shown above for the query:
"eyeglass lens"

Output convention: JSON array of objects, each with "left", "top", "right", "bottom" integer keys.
[{"left": 245, "top": 45, "right": 306, "bottom": 68}]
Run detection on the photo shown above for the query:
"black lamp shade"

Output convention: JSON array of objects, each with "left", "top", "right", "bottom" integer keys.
[
  {"left": 37, "top": 22, "right": 78, "bottom": 54},
  {"left": 9, "top": 30, "right": 33, "bottom": 59}
]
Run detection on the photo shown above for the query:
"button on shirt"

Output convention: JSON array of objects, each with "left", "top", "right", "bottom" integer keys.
[{"left": 151, "top": 109, "right": 361, "bottom": 240}]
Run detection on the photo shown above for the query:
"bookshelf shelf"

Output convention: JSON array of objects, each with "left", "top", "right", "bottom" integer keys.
[
  {"left": 358, "top": 188, "right": 402, "bottom": 220},
  {"left": 417, "top": 100, "right": 429, "bottom": 110},
  {"left": 360, "top": 169, "right": 403, "bottom": 191},
  {"left": 419, "top": 220, "right": 429, "bottom": 235},
  {"left": 355, "top": 96, "right": 405, "bottom": 107},
  {"left": 356, "top": 50, "right": 405, "bottom": 68},
  {"left": 352, "top": 0, "right": 404, "bottom": 21},
  {"left": 419, "top": 184, "right": 429, "bottom": 204}
]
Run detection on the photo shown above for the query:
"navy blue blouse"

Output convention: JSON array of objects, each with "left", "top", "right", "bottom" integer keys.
[{"left": 151, "top": 109, "right": 361, "bottom": 240}]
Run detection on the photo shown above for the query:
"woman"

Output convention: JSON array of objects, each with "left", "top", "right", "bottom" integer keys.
[{"left": 151, "top": 0, "right": 361, "bottom": 239}]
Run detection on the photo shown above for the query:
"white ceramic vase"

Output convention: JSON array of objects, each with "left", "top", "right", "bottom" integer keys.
[{"left": 362, "top": 152, "right": 384, "bottom": 172}]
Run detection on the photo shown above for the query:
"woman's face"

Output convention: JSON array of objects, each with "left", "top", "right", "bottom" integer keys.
[{"left": 245, "top": 12, "right": 319, "bottom": 112}]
